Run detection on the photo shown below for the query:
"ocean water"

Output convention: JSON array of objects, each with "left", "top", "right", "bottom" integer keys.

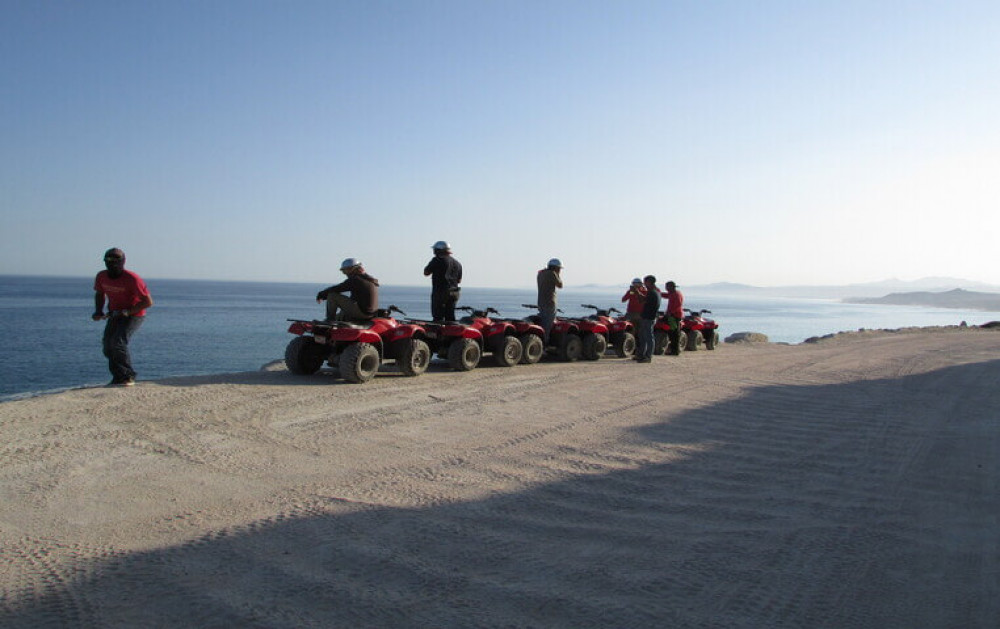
[{"left": 2, "top": 275, "right": 997, "bottom": 401}]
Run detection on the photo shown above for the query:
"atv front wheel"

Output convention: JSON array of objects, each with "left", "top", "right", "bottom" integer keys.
[
  {"left": 448, "top": 338, "right": 481, "bottom": 371},
  {"left": 615, "top": 331, "right": 636, "bottom": 359},
  {"left": 685, "top": 330, "right": 704, "bottom": 351},
  {"left": 397, "top": 338, "right": 431, "bottom": 377},
  {"left": 704, "top": 329, "right": 717, "bottom": 350},
  {"left": 285, "top": 336, "right": 328, "bottom": 375},
  {"left": 339, "top": 342, "right": 380, "bottom": 383},
  {"left": 492, "top": 335, "right": 523, "bottom": 367},
  {"left": 519, "top": 333, "right": 544, "bottom": 364},
  {"left": 582, "top": 333, "right": 607, "bottom": 360}
]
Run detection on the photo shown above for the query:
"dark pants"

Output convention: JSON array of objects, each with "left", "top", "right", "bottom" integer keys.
[
  {"left": 431, "top": 288, "right": 460, "bottom": 322},
  {"left": 637, "top": 318, "right": 656, "bottom": 360},
  {"left": 666, "top": 315, "right": 681, "bottom": 355},
  {"left": 103, "top": 315, "right": 145, "bottom": 382}
]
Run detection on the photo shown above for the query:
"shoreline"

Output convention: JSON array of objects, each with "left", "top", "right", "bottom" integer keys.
[{"left": 3, "top": 323, "right": 995, "bottom": 404}]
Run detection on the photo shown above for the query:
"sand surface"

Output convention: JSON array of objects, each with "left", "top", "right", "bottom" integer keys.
[{"left": 2, "top": 328, "right": 998, "bottom": 628}]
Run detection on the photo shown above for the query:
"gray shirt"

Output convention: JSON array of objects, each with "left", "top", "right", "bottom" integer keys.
[{"left": 536, "top": 268, "right": 563, "bottom": 310}]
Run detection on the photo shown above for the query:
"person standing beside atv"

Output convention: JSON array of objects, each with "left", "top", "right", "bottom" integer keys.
[
  {"left": 662, "top": 280, "right": 684, "bottom": 356},
  {"left": 317, "top": 258, "right": 379, "bottom": 322},
  {"left": 423, "top": 240, "right": 462, "bottom": 322},
  {"left": 635, "top": 275, "right": 662, "bottom": 363},
  {"left": 92, "top": 248, "right": 153, "bottom": 387},
  {"left": 536, "top": 258, "right": 563, "bottom": 344},
  {"left": 621, "top": 277, "right": 647, "bottom": 330}
]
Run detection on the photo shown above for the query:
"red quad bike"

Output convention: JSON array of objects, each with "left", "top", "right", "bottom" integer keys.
[
  {"left": 520, "top": 305, "right": 598, "bottom": 362},
  {"left": 653, "top": 317, "right": 686, "bottom": 355},
  {"left": 284, "top": 306, "right": 432, "bottom": 384},
  {"left": 681, "top": 308, "right": 720, "bottom": 351},
  {"left": 401, "top": 316, "right": 484, "bottom": 372},
  {"left": 580, "top": 304, "right": 637, "bottom": 358},
  {"left": 559, "top": 308, "right": 613, "bottom": 361},
  {"left": 488, "top": 308, "right": 547, "bottom": 365},
  {"left": 455, "top": 306, "right": 524, "bottom": 367}
]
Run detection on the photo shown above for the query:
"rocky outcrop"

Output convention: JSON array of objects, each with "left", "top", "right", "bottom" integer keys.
[{"left": 725, "top": 332, "right": 769, "bottom": 344}]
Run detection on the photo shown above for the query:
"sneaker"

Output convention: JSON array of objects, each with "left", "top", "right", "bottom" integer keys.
[
  {"left": 637, "top": 358, "right": 652, "bottom": 363},
  {"left": 108, "top": 378, "right": 135, "bottom": 387}
]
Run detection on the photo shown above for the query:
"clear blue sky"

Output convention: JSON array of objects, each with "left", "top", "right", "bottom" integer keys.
[{"left": 3, "top": 1, "right": 998, "bottom": 288}]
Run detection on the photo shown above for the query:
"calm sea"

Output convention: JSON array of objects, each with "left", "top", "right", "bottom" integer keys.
[{"left": 2, "top": 275, "right": 997, "bottom": 401}]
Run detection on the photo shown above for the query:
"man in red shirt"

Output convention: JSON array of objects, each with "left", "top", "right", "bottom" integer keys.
[
  {"left": 662, "top": 281, "right": 684, "bottom": 356},
  {"left": 92, "top": 248, "right": 153, "bottom": 386}
]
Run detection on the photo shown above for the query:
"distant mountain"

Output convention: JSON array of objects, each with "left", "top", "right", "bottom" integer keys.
[
  {"left": 844, "top": 288, "right": 1000, "bottom": 311},
  {"left": 690, "top": 277, "right": 1000, "bottom": 299}
]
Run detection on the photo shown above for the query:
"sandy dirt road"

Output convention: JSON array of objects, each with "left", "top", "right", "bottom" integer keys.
[{"left": 2, "top": 328, "right": 998, "bottom": 627}]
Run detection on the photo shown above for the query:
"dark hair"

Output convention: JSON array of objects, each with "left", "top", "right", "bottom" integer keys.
[{"left": 643, "top": 275, "right": 656, "bottom": 284}]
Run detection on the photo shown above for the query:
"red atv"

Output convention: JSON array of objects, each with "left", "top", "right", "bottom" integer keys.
[
  {"left": 654, "top": 317, "right": 685, "bottom": 355},
  {"left": 681, "top": 308, "right": 720, "bottom": 351},
  {"left": 489, "top": 308, "right": 547, "bottom": 365},
  {"left": 401, "top": 316, "right": 484, "bottom": 372},
  {"left": 456, "top": 306, "right": 524, "bottom": 367},
  {"left": 285, "top": 306, "right": 431, "bottom": 384},
  {"left": 521, "top": 304, "right": 606, "bottom": 361},
  {"left": 580, "top": 304, "right": 637, "bottom": 358}
]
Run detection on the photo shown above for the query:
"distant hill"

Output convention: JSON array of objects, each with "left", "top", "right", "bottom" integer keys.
[
  {"left": 844, "top": 288, "right": 1000, "bottom": 311},
  {"left": 691, "top": 277, "right": 1000, "bottom": 299}
]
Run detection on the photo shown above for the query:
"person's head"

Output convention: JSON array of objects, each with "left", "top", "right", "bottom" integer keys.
[
  {"left": 665, "top": 281, "right": 677, "bottom": 292},
  {"left": 631, "top": 277, "right": 642, "bottom": 288},
  {"left": 547, "top": 258, "right": 563, "bottom": 271},
  {"left": 340, "top": 257, "right": 363, "bottom": 275},
  {"left": 104, "top": 248, "right": 126, "bottom": 278},
  {"left": 432, "top": 240, "right": 451, "bottom": 255},
  {"left": 643, "top": 274, "right": 657, "bottom": 288}
]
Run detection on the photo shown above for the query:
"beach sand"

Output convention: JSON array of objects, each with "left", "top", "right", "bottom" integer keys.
[{"left": 2, "top": 328, "right": 998, "bottom": 627}]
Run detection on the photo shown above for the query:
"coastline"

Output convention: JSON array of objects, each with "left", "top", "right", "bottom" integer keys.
[{"left": 2, "top": 327, "right": 998, "bottom": 626}]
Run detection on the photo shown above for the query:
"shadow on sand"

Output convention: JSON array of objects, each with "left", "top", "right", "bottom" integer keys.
[{"left": 4, "top": 361, "right": 998, "bottom": 628}]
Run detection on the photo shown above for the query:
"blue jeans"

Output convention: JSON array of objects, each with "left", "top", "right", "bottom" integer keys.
[
  {"left": 636, "top": 318, "right": 655, "bottom": 360},
  {"left": 103, "top": 315, "right": 145, "bottom": 382},
  {"left": 537, "top": 307, "right": 556, "bottom": 345}
]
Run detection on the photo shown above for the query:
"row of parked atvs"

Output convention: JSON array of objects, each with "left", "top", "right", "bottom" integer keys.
[{"left": 285, "top": 305, "right": 720, "bottom": 384}]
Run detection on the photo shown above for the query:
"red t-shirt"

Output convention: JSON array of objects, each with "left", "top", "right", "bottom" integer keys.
[
  {"left": 662, "top": 290, "right": 684, "bottom": 318},
  {"left": 621, "top": 287, "right": 647, "bottom": 313},
  {"left": 94, "top": 270, "right": 151, "bottom": 315}
]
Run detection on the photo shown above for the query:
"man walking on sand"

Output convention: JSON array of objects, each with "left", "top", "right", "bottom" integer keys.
[
  {"left": 92, "top": 248, "right": 153, "bottom": 387},
  {"left": 536, "top": 258, "right": 563, "bottom": 344},
  {"left": 635, "top": 275, "right": 662, "bottom": 363}
]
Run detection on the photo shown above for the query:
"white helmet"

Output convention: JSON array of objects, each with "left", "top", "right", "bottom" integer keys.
[
  {"left": 432, "top": 240, "right": 450, "bottom": 251},
  {"left": 340, "top": 257, "right": 361, "bottom": 270},
  {"left": 631, "top": 277, "right": 642, "bottom": 285},
  {"left": 547, "top": 258, "right": 563, "bottom": 268}
]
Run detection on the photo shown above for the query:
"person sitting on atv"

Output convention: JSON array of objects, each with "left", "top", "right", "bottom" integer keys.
[{"left": 316, "top": 258, "right": 380, "bottom": 322}]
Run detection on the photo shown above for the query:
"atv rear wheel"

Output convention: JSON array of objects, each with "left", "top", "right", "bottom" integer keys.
[
  {"left": 614, "top": 331, "right": 636, "bottom": 358},
  {"left": 582, "top": 333, "right": 607, "bottom": 360},
  {"left": 558, "top": 334, "right": 583, "bottom": 362},
  {"left": 492, "top": 335, "right": 522, "bottom": 367},
  {"left": 653, "top": 331, "right": 667, "bottom": 355},
  {"left": 397, "top": 338, "right": 431, "bottom": 377},
  {"left": 685, "top": 330, "right": 704, "bottom": 351},
  {"left": 285, "top": 336, "right": 328, "bottom": 375},
  {"left": 448, "top": 338, "right": 481, "bottom": 371},
  {"left": 339, "top": 342, "right": 380, "bottom": 383},
  {"left": 519, "top": 333, "right": 544, "bottom": 364}
]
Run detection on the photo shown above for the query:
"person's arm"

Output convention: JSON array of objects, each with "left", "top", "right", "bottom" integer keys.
[
  {"left": 554, "top": 271, "right": 563, "bottom": 289},
  {"left": 126, "top": 294, "right": 153, "bottom": 316},
  {"left": 93, "top": 291, "right": 106, "bottom": 320},
  {"left": 317, "top": 281, "right": 346, "bottom": 302}
]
